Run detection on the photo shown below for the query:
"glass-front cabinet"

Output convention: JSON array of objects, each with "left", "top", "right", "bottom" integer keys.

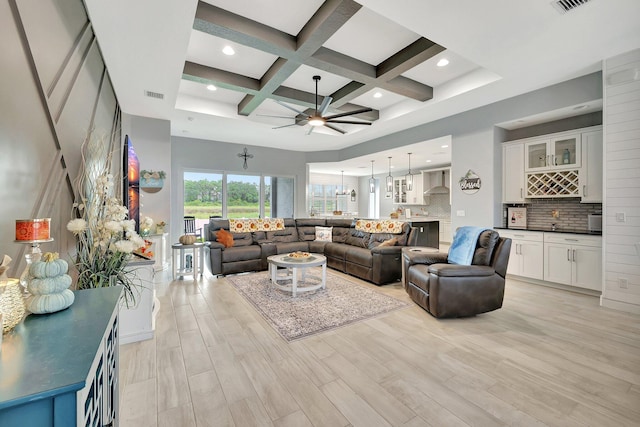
[
  {"left": 393, "top": 178, "right": 407, "bottom": 204},
  {"left": 525, "top": 134, "right": 580, "bottom": 171}
]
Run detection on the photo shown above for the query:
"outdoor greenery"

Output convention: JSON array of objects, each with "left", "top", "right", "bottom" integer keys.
[{"left": 184, "top": 178, "right": 270, "bottom": 219}]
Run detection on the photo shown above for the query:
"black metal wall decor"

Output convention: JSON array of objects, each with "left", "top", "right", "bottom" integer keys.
[{"left": 238, "top": 147, "right": 253, "bottom": 169}]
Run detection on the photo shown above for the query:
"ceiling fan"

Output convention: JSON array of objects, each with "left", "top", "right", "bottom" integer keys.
[{"left": 265, "top": 75, "right": 373, "bottom": 135}]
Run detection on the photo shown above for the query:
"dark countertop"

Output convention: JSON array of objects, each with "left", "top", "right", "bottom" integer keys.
[{"left": 495, "top": 226, "right": 602, "bottom": 236}]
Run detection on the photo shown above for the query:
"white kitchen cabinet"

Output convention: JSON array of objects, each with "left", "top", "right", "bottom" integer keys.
[
  {"left": 439, "top": 219, "right": 452, "bottom": 243},
  {"left": 393, "top": 178, "right": 407, "bottom": 204},
  {"left": 580, "top": 130, "right": 603, "bottom": 203},
  {"left": 406, "top": 172, "right": 423, "bottom": 204},
  {"left": 502, "top": 142, "right": 525, "bottom": 203},
  {"left": 525, "top": 133, "right": 581, "bottom": 171},
  {"left": 498, "top": 230, "right": 543, "bottom": 280},
  {"left": 543, "top": 233, "right": 602, "bottom": 291}
]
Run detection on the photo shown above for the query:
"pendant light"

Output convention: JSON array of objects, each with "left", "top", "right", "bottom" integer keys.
[
  {"left": 405, "top": 153, "right": 414, "bottom": 191},
  {"left": 369, "top": 160, "right": 376, "bottom": 193},
  {"left": 350, "top": 189, "right": 356, "bottom": 201},
  {"left": 386, "top": 156, "right": 393, "bottom": 194},
  {"left": 336, "top": 170, "right": 346, "bottom": 195}
]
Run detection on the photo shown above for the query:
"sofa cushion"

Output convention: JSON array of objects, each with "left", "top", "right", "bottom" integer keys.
[
  {"left": 345, "top": 229, "right": 370, "bottom": 248},
  {"left": 231, "top": 232, "right": 254, "bottom": 247},
  {"left": 472, "top": 230, "right": 500, "bottom": 266},
  {"left": 378, "top": 237, "right": 398, "bottom": 247},
  {"left": 275, "top": 241, "right": 309, "bottom": 254},
  {"left": 216, "top": 229, "right": 234, "bottom": 248},
  {"left": 324, "top": 242, "right": 350, "bottom": 259},
  {"left": 326, "top": 218, "right": 353, "bottom": 243},
  {"left": 221, "top": 245, "right": 262, "bottom": 263},
  {"left": 315, "top": 226, "right": 332, "bottom": 242},
  {"left": 266, "top": 227, "right": 298, "bottom": 243},
  {"left": 345, "top": 247, "right": 373, "bottom": 267}
]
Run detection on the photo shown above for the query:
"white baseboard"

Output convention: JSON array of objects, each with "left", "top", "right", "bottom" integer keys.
[{"left": 600, "top": 296, "right": 640, "bottom": 315}]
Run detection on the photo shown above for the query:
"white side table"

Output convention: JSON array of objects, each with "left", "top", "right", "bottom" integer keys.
[{"left": 171, "top": 243, "right": 204, "bottom": 280}]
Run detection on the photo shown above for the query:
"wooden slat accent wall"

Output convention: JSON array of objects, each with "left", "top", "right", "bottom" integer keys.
[{"left": 602, "top": 48, "right": 640, "bottom": 312}]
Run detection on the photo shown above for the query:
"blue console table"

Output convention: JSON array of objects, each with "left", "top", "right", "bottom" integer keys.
[{"left": 0, "top": 286, "right": 122, "bottom": 426}]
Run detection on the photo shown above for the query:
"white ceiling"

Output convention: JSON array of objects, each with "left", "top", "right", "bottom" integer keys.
[{"left": 84, "top": 0, "right": 640, "bottom": 176}]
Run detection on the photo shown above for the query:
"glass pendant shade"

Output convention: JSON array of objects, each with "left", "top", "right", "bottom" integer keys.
[
  {"left": 405, "top": 153, "right": 413, "bottom": 191},
  {"left": 369, "top": 160, "right": 375, "bottom": 193},
  {"left": 386, "top": 157, "right": 393, "bottom": 193}
]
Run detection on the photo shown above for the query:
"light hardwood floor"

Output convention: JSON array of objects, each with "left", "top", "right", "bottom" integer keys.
[{"left": 119, "top": 268, "right": 640, "bottom": 427}]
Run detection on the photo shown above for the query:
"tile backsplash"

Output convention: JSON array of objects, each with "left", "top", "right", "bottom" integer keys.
[{"left": 503, "top": 199, "right": 602, "bottom": 230}]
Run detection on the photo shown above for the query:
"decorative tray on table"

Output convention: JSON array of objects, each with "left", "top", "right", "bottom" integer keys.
[{"left": 287, "top": 251, "right": 311, "bottom": 260}]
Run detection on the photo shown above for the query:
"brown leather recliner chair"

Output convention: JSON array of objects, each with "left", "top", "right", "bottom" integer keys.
[{"left": 403, "top": 230, "right": 511, "bottom": 318}]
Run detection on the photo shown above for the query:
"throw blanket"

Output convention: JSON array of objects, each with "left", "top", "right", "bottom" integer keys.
[
  {"left": 228, "top": 218, "right": 285, "bottom": 233},
  {"left": 448, "top": 226, "right": 489, "bottom": 265},
  {"left": 355, "top": 219, "right": 404, "bottom": 234}
]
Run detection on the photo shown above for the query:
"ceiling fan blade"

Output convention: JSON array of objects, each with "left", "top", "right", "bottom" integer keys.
[
  {"left": 257, "top": 114, "right": 295, "bottom": 119},
  {"left": 272, "top": 123, "right": 299, "bottom": 130},
  {"left": 323, "top": 123, "right": 347, "bottom": 134},
  {"left": 306, "top": 126, "right": 315, "bottom": 136},
  {"left": 275, "top": 100, "right": 306, "bottom": 115},
  {"left": 325, "top": 119, "right": 372, "bottom": 125},
  {"left": 324, "top": 107, "right": 373, "bottom": 120},
  {"left": 319, "top": 96, "right": 332, "bottom": 115}
]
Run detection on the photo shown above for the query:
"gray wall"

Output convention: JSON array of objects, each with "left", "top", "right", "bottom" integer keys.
[
  {"left": 170, "top": 136, "right": 308, "bottom": 241},
  {"left": 311, "top": 72, "right": 603, "bottom": 233},
  {"left": 1, "top": 0, "right": 120, "bottom": 277},
  {"left": 122, "top": 114, "right": 172, "bottom": 233}
]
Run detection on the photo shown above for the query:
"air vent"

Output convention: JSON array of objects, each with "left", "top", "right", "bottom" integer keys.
[
  {"left": 551, "top": 0, "right": 592, "bottom": 14},
  {"left": 144, "top": 90, "right": 164, "bottom": 100}
]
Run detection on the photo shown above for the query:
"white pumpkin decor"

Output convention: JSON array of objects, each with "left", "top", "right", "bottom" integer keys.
[{"left": 26, "top": 252, "right": 75, "bottom": 314}]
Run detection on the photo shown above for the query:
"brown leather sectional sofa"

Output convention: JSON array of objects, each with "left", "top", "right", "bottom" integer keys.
[{"left": 205, "top": 218, "right": 417, "bottom": 285}]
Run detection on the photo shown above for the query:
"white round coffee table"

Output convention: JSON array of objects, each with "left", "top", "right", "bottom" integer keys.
[{"left": 267, "top": 253, "right": 327, "bottom": 297}]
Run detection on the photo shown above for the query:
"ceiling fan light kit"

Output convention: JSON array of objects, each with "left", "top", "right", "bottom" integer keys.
[{"left": 272, "top": 75, "right": 374, "bottom": 135}]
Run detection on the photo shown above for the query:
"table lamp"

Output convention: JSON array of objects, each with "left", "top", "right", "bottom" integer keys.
[{"left": 14, "top": 218, "right": 54, "bottom": 288}]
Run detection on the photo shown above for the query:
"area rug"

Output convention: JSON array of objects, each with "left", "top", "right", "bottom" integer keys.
[{"left": 226, "top": 269, "right": 410, "bottom": 342}]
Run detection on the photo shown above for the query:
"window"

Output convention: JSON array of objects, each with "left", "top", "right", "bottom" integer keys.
[
  {"left": 184, "top": 171, "right": 294, "bottom": 221},
  {"left": 227, "top": 174, "right": 260, "bottom": 218},
  {"left": 309, "top": 184, "right": 340, "bottom": 215}
]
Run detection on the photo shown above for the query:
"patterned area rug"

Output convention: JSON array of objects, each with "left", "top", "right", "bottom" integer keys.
[{"left": 226, "top": 269, "right": 410, "bottom": 342}]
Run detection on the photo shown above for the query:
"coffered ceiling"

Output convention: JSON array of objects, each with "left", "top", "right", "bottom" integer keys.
[{"left": 85, "top": 0, "right": 640, "bottom": 174}]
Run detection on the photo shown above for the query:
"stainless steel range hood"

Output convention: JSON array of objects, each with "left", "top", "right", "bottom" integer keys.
[{"left": 424, "top": 171, "right": 450, "bottom": 195}]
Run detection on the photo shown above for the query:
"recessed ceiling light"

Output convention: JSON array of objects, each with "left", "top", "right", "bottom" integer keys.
[
  {"left": 441, "top": 144, "right": 449, "bottom": 148},
  {"left": 573, "top": 105, "right": 587, "bottom": 110},
  {"left": 207, "top": 84, "right": 217, "bottom": 91},
  {"left": 222, "top": 46, "right": 235, "bottom": 56},
  {"left": 373, "top": 92, "right": 382, "bottom": 98},
  {"left": 426, "top": 160, "right": 432, "bottom": 163},
  {"left": 437, "top": 58, "right": 449, "bottom": 67}
]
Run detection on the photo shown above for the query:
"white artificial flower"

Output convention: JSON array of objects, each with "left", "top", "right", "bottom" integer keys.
[
  {"left": 104, "top": 221, "right": 122, "bottom": 233},
  {"left": 131, "top": 236, "right": 145, "bottom": 249},
  {"left": 142, "top": 216, "right": 153, "bottom": 227},
  {"left": 67, "top": 218, "right": 88, "bottom": 234},
  {"left": 123, "top": 220, "right": 136, "bottom": 232},
  {"left": 115, "top": 240, "right": 136, "bottom": 253}
]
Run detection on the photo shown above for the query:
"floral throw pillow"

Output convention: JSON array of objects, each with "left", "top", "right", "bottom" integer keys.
[
  {"left": 315, "top": 226, "right": 333, "bottom": 242},
  {"left": 355, "top": 219, "right": 404, "bottom": 234}
]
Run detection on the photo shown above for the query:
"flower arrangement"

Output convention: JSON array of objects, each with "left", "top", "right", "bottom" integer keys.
[{"left": 67, "top": 131, "right": 144, "bottom": 307}]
